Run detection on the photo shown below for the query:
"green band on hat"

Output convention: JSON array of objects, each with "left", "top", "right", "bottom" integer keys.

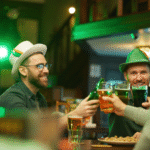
[
  {"left": 119, "top": 48, "right": 150, "bottom": 73},
  {"left": 12, "top": 49, "right": 23, "bottom": 57},
  {"left": 12, "top": 51, "right": 22, "bottom": 57}
]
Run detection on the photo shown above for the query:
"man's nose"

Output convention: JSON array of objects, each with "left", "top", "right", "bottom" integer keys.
[
  {"left": 43, "top": 66, "right": 49, "bottom": 74},
  {"left": 136, "top": 73, "right": 142, "bottom": 81}
]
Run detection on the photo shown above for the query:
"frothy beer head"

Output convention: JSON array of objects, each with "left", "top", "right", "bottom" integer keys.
[
  {"left": 97, "top": 89, "right": 112, "bottom": 97},
  {"left": 68, "top": 116, "right": 83, "bottom": 130}
]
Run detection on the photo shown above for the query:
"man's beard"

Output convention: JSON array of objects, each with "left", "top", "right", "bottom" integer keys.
[
  {"left": 28, "top": 70, "right": 48, "bottom": 89},
  {"left": 29, "top": 77, "right": 48, "bottom": 89}
]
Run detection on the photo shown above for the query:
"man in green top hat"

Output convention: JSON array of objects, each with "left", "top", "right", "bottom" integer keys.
[{"left": 105, "top": 48, "right": 150, "bottom": 139}]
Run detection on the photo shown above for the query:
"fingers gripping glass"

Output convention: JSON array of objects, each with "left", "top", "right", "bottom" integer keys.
[{"left": 24, "top": 63, "right": 52, "bottom": 70}]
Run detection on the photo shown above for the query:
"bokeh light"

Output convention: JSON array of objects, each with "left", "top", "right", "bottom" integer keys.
[
  {"left": 0, "top": 46, "right": 8, "bottom": 59},
  {"left": 69, "top": 7, "right": 76, "bottom": 14}
]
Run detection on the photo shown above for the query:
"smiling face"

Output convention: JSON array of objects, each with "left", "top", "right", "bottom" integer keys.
[
  {"left": 25, "top": 53, "right": 49, "bottom": 90},
  {"left": 124, "top": 63, "right": 150, "bottom": 86}
]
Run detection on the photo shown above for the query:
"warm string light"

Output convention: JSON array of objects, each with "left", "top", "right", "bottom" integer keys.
[{"left": 69, "top": 7, "right": 76, "bottom": 14}]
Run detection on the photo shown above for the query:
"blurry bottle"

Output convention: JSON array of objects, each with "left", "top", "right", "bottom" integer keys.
[
  {"left": 84, "top": 78, "right": 105, "bottom": 127},
  {"left": 148, "top": 82, "right": 150, "bottom": 96},
  {"left": 88, "top": 78, "right": 105, "bottom": 101}
]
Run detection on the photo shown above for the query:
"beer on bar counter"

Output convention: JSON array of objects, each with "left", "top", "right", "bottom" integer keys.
[{"left": 68, "top": 116, "right": 83, "bottom": 130}]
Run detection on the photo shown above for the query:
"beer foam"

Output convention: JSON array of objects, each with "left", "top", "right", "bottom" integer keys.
[
  {"left": 132, "top": 86, "right": 147, "bottom": 90},
  {"left": 97, "top": 89, "right": 112, "bottom": 91},
  {"left": 115, "top": 88, "right": 130, "bottom": 91},
  {"left": 68, "top": 116, "right": 83, "bottom": 119}
]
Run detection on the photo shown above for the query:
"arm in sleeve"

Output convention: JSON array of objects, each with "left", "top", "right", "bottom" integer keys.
[
  {"left": 0, "top": 92, "right": 27, "bottom": 109},
  {"left": 133, "top": 119, "right": 150, "bottom": 150},
  {"left": 124, "top": 105, "right": 150, "bottom": 126}
]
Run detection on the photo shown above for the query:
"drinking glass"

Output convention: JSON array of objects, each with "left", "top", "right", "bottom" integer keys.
[
  {"left": 68, "top": 115, "right": 83, "bottom": 150},
  {"left": 114, "top": 81, "right": 130, "bottom": 104},
  {"left": 68, "top": 115, "right": 83, "bottom": 130},
  {"left": 131, "top": 85, "right": 148, "bottom": 108},
  {"left": 97, "top": 82, "right": 113, "bottom": 113}
]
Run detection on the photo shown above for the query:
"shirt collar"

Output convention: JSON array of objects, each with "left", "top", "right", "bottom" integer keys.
[
  {"left": 17, "top": 81, "right": 44, "bottom": 101},
  {"left": 17, "top": 81, "right": 36, "bottom": 99}
]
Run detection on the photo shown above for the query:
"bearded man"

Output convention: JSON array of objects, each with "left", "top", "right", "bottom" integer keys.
[{"left": 0, "top": 41, "right": 99, "bottom": 120}]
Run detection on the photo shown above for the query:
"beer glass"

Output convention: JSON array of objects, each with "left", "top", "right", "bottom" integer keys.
[
  {"left": 115, "top": 81, "right": 130, "bottom": 104},
  {"left": 131, "top": 85, "right": 148, "bottom": 108},
  {"left": 97, "top": 82, "right": 113, "bottom": 113},
  {"left": 68, "top": 116, "right": 83, "bottom": 130},
  {"left": 68, "top": 130, "right": 83, "bottom": 143},
  {"left": 68, "top": 115, "right": 83, "bottom": 149}
]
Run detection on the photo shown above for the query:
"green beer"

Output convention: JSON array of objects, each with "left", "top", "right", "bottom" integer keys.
[
  {"left": 132, "top": 86, "right": 148, "bottom": 108},
  {"left": 115, "top": 89, "right": 129, "bottom": 104}
]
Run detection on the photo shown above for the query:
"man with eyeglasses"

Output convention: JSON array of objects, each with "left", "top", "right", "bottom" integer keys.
[{"left": 0, "top": 41, "right": 99, "bottom": 124}]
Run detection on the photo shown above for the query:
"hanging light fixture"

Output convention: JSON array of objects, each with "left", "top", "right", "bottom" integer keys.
[{"left": 135, "top": 29, "right": 150, "bottom": 59}]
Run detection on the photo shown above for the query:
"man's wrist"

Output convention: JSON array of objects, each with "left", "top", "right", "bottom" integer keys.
[
  {"left": 121, "top": 103, "right": 127, "bottom": 116},
  {"left": 67, "top": 109, "right": 77, "bottom": 116}
]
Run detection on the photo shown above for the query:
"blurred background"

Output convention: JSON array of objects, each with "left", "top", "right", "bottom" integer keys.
[{"left": 1, "top": 0, "right": 150, "bottom": 139}]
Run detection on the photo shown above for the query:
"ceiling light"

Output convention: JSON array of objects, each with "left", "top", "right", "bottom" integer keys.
[{"left": 69, "top": 7, "right": 76, "bottom": 14}]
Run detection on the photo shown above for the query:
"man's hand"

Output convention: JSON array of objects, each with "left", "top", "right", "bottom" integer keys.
[
  {"left": 59, "top": 96, "right": 99, "bottom": 128},
  {"left": 142, "top": 97, "right": 150, "bottom": 109},
  {"left": 72, "top": 96, "right": 99, "bottom": 118},
  {"left": 133, "top": 132, "right": 141, "bottom": 140},
  {"left": 102, "top": 94, "right": 127, "bottom": 116}
]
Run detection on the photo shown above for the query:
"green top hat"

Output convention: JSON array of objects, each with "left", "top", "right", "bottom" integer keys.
[{"left": 119, "top": 48, "right": 150, "bottom": 73}]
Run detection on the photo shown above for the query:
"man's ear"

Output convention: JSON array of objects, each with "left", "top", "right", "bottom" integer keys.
[
  {"left": 124, "top": 72, "right": 128, "bottom": 81},
  {"left": 19, "top": 66, "right": 27, "bottom": 77}
]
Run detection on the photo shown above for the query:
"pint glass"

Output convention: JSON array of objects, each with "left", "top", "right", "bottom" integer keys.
[
  {"left": 115, "top": 81, "right": 130, "bottom": 104},
  {"left": 68, "top": 115, "right": 83, "bottom": 149},
  {"left": 68, "top": 116, "right": 83, "bottom": 130},
  {"left": 97, "top": 82, "right": 113, "bottom": 113},
  {"left": 131, "top": 85, "right": 148, "bottom": 108}
]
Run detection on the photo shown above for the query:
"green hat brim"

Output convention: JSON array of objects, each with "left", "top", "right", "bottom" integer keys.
[{"left": 119, "top": 61, "right": 150, "bottom": 73}]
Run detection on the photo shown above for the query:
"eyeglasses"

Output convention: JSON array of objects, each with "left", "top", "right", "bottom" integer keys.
[{"left": 24, "top": 63, "right": 52, "bottom": 71}]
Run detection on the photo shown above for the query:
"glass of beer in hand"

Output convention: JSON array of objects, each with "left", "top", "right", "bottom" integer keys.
[
  {"left": 131, "top": 85, "right": 148, "bottom": 108},
  {"left": 115, "top": 81, "right": 130, "bottom": 104},
  {"left": 97, "top": 82, "right": 113, "bottom": 113}
]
